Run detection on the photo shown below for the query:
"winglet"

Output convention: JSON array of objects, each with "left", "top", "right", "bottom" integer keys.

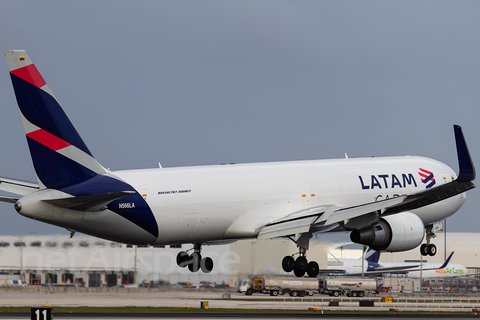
[
  {"left": 438, "top": 251, "right": 454, "bottom": 269},
  {"left": 454, "top": 125, "right": 476, "bottom": 182}
]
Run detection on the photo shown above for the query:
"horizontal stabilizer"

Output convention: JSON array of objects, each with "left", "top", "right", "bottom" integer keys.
[
  {"left": 0, "top": 175, "right": 38, "bottom": 196},
  {"left": 43, "top": 191, "right": 135, "bottom": 212},
  {"left": 0, "top": 195, "right": 20, "bottom": 204}
]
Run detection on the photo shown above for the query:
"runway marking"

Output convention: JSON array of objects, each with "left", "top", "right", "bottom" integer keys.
[{"left": 436, "top": 308, "right": 455, "bottom": 312}]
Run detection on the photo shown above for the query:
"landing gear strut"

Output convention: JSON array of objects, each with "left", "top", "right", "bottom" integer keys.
[
  {"left": 176, "top": 243, "right": 214, "bottom": 273},
  {"left": 420, "top": 225, "right": 437, "bottom": 256},
  {"left": 281, "top": 233, "right": 319, "bottom": 278}
]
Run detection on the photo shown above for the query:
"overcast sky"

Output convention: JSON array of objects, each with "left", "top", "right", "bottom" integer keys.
[{"left": 0, "top": 1, "right": 479, "bottom": 237}]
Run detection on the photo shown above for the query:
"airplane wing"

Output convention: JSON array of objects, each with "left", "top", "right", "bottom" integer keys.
[
  {"left": 374, "top": 251, "right": 454, "bottom": 273},
  {"left": 383, "top": 125, "right": 475, "bottom": 216},
  {"left": 257, "top": 197, "right": 405, "bottom": 240},
  {"left": 257, "top": 125, "right": 475, "bottom": 240},
  {"left": 348, "top": 252, "right": 455, "bottom": 277}
]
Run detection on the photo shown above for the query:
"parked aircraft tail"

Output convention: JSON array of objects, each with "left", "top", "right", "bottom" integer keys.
[
  {"left": 5, "top": 50, "right": 106, "bottom": 188},
  {"left": 438, "top": 252, "right": 454, "bottom": 269},
  {"left": 364, "top": 246, "right": 380, "bottom": 264}
]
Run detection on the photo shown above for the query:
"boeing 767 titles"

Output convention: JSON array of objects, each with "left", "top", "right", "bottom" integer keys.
[{"left": 1, "top": 50, "right": 476, "bottom": 277}]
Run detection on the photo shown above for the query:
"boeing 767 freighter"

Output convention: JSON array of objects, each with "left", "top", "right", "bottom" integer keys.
[{"left": 1, "top": 50, "right": 476, "bottom": 277}]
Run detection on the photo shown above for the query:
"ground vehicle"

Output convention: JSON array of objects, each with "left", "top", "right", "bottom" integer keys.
[
  {"left": 2, "top": 279, "right": 28, "bottom": 287},
  {"left": 243, "top": 276, "right": 318, "bottom": 297},
  {"left": 318, "top": 277, "right": 376, "bottom": 297}
]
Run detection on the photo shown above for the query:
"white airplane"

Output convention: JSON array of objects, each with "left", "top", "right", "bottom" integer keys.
[
  {"left": 328, "top": 248, "right": 468, "bottom": 278},
  {"left": 1, "top": 50, "right": 476, "bottom": 278}
]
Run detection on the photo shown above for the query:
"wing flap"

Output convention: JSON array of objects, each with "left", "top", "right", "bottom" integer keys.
[
  {"left": 325, "top": 196, "right": 405, "bottom": 226},
  {"left": 257, "top": 216, "right": 318, "bottom": 240},
  {"left": 256, "top": 198, "right": 405, "bottom": 240}
]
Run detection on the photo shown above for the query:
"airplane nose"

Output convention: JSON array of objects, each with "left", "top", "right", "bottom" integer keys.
[{"left": 14, "top": 201, "right": 22, "bottom": 213}]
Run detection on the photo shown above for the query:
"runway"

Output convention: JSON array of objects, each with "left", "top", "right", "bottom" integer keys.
[
  {"left": 1, "top": 312, "right": 479, "bottom": 320},
  {"left": 1, "top": 287, "right": 480, "bottom": 319}
]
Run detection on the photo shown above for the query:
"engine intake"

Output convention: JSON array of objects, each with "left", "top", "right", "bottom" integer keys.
[{"left": 350, "top": 211, "right": 425, "bottom": 252}]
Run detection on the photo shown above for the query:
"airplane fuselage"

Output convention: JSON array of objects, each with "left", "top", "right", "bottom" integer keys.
[
  {"left": 18, "top": 155, "right": 463, "bottom": 246},
  {"left": 4, "top": 50, "right": 475, "bottom": 276},
  {"left": 328, "top": 258, "right": 468, "bottom": 278}
]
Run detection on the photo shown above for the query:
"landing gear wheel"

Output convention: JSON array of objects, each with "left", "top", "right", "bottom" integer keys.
[
  {"left": 282, "top": 256, "right": 295, "bottom": 272},
  {"left": 306, "top": 261, "right": 319, "bottom": 278},
  {"left": 420, "top": 244, "right": 428, "bottom": 256},
  {"left": 188, "top": 252, "right": 201, "bottom": 272},
  {"left": 176, "top": 251, "right": 189, "bottom": 268},
  {"left": 201, "top": 257, "right": 214, "bottom": 273},
  {"left": 294, "top": 256, "right": 307, "bottom": 277},
  {"left": 427, "top": 244, "right": 436, "bottom": 256}
]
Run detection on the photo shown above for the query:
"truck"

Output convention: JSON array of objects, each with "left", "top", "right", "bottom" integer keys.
[
  {"left": 0, "top": 274, "right": 26, "bottom": 286},
  {"left": 242, "top": 276, "right": 319, "bottom": 297},
  {"left": 318, "top": 277, "right": 376, "bottom": 297}
]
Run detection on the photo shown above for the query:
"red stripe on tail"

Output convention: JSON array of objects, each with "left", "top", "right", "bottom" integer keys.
[
  {"left": 10, "top": 64, "right": 46, "bottom": 88},
  {"left": 26, "top": 129, "right": 71, "bottom": 151}
]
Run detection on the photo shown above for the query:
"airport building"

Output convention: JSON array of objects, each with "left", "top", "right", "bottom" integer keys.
[
  {"left": 0, "top": 235, "right": 235, "bottom": 287},
  {"left": 0, "top": 235, "right": 329, "bottom": 287},
  {"left": 0, "top": 232, "right": 478, "bottom": 288}
]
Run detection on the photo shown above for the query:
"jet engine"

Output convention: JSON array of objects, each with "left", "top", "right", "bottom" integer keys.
[{"left": 350, "top": 211, "right": 424, "bottom": 252}]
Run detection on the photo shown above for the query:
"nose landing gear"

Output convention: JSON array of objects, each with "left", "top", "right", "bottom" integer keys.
[{"left": 176, "top": 243, "right": 214, "bottom": 273}]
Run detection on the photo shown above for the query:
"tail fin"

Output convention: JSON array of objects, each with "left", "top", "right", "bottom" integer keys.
[
  {"left": 438, "top": 252, "right": 454, "bottom": 269},
  {"left": 5, "top": 50, "right": 106, "bottom": 188},
  {"left": 364, "top": 246, "right": 380, "bottom": 264}
]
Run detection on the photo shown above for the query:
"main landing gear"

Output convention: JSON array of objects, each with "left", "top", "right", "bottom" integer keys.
[
  {"left": 420, "top": 225, "right": 437, "bottom": 256},
  {"left": 281, "top": 233, "right": 319, "bottom": 278},
  {"left": 176, "top": 243, "right": 214, "bottom": 273}
]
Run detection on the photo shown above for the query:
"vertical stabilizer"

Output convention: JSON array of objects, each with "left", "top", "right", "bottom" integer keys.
[
  {"left": 364, "top": 246, "right": 380, "bottom": 264},
  {"left": 5, "top": 50, "right": 106, "bottom": 188}
]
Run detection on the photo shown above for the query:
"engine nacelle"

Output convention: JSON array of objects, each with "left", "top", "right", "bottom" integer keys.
[{"left": 350, "top": 212, "right": 425, "bottom": 252}]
